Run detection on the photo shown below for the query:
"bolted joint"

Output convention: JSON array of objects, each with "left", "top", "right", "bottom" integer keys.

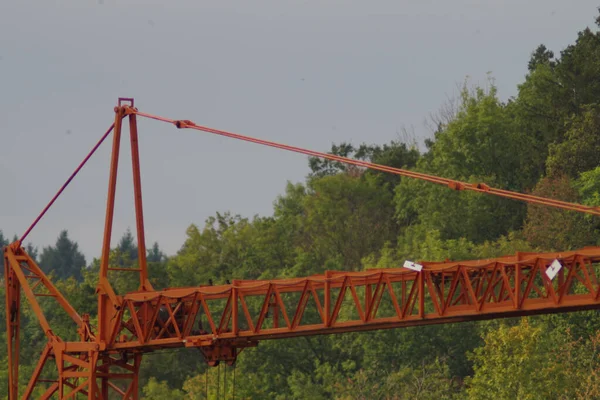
[
  {"left": 472, "top": 182, "right": 490, "bottom": 191},
  {"left": 113, "top": 105, "right": 137, "bottom": 115},
  {"left": 122, "top": 105, "right": 139, "bottom": 116},
  {"left": 174, "top": 119, "right": 196, "bottom": 129},
  {"left": 448, "top": 181, "right": 465, "bottom": 191}
]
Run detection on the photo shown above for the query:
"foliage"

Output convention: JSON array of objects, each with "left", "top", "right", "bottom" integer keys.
[
  {"left": 523, "top": 175, "right": 597, "bottom": 250},
  {"left": 466, "top": 319, "right": 600, "bottom": 400},
  {"left": 142, "top": 377, "right": 184, "bottom": 400},
  {"left": 0, "top": 230, "right": 8, "bottom": 273},
  {"left": 395, "top": 83, "right": 528, "bottom": 244},
  {"left": 546, "top": 105, "right": 600, "bottom": 178},
  {"left": 39, "top": 230, "right": 86, "bottom": 281}
]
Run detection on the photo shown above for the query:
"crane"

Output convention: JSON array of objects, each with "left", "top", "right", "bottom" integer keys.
[{"left": 4, "top": 98, "right": 600, "bottom": 399}]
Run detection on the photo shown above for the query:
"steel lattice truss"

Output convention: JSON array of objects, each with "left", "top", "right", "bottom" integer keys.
[
  {"left": 5, "top": 99, "right": 600, "bottom": 399},
  {"left": 75, "top": 247, "right": 600, "bottom": 358}
]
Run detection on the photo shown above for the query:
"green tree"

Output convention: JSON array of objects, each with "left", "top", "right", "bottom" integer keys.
[
  {"left": 167, "top": 212, "right": 285, "bottom": 287},
  {"left": 0, "top": 230, "right": 8, "bottom": 273},
  {"left": 381, "top": 358, "right": 461, "bottom": 400},
  {"left": 141, "top": 377, "right": 184, "bottom": 400},
  {"left": 523, "top": 175, "right": 596, "bottom": 250},
  {"left": 395, "top": 83, "right": 529, "bottom": 243},
  {"left": 117, "top": 228, "right": 138, "bottom": 264},
  {"left": 546, "top": 105, "right": 600, "bottom": 178},
  {"left": 467, "top": 318, "right": 600, "bottom": 400},
  {"left": 466, "top": 319, "right": 553, "bottom": 399},
  {"left": 527, "top": 44, "right": 555, "bottom": 72},
  {"left": 302, "top": 173, "right": 396, "bottom": 270},
  {"left": 147, "top": 242, "right": 165, "bottom": 263},
  {"left": 513, "top": 11, "right": 600, "bottom": 177},
  {"left": 309, "top": 141, "right": 420, "bottom": 188},
  {"left": 577, "top": 166, "right": 600, "bottom": 207},
  {"left": 39, "top": 230, "right": 86, "bottom": 281}
]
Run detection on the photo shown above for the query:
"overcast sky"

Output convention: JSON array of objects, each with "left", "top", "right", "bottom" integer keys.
[{"left": 1, "top": 1, "right": 599, "bottom": 261}]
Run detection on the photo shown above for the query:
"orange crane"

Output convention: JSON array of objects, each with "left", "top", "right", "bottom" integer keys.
[{"left": 5, "top": 98, "right": 600, "bottom": 399}]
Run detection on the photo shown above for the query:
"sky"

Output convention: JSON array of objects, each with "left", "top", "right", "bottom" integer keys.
[{"left": 1, "top": 0, "right": 599, "bottom": 262}]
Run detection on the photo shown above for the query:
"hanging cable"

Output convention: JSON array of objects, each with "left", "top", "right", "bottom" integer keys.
[
  {"left": 224, "top": 363, "right": 227, "bottom": 400},
  {"left": 232, "top": 363, "right": 236, "bottom": 400},
  {"left": 205, "top": 366, "right": 208, "bottom": 400},
  {"left": 217, "top": 363, "right": 220, "bottom": 400}
]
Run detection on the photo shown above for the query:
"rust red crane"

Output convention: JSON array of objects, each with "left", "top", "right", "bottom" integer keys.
[{"left": 4, "top": 98, "right": 600, "bottom": 399}]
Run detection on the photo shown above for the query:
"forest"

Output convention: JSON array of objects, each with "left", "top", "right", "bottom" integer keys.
[{"left": 3, "top": 11, "right": 600, "bottom": 400}]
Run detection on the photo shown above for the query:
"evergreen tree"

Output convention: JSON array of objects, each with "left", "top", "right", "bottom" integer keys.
[
  {"left": 39, "top": 230, "right": 86, "bottom": 281},
  {"left": 147, "top": 242, "right": 165, "bottom": 263},
  {"left": 117, "top": 228, "right": 138, "bottom": 265},
  {"left": 0, "top": 230, "right": 8, "bottom": 274}
]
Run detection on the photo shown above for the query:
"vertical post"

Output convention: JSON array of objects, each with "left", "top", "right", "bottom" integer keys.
[
  {"left": 100, "top": 107, "right": 123, "bottom": 281},
  {"left": 232, "top": 284, "right": 238, "bottom": 335},
  {"left": 272, "top": 295, "right": 279, "bottom": 328},
  {"left": 101, "top": 355, "right": 109, "bottom": 400},
  {"left": 515, "top": 265, "right": 521, "bottom": 309},
  {"left": 418, "top": 271, "right": 425, "bottom": 318},
  {"left": 98, "top": 106, "right": 124, "bottom": 342},
  {"left": 132, "top": 353, "right": 142, "bottom": 399},
  {"left": 88, "top": 351, "right": 99, "bottom": 400},
  {"left": 365, "top": 281, "right": 372, "bottom": 319},
  {"left": 56, "top": 350, "right": 64, "bottom": 398},
  {"left": 324, "top": 271, "right": 331, "bottom": 327},
  {"left": 128, "top": 112, "right": 150, "bottom": 290},
  {"left": 5, "top": 249, "right": 21, "bottom": 400}
]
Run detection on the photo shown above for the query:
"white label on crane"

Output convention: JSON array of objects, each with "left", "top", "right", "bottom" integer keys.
[
  {"left": 546, "top": 259, "right": 562, "bottom": 281},
  {"left": 403, "top": 260, "right": 423, "bottom": 272}
]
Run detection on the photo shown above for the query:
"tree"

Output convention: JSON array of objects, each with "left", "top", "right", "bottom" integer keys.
[
  {"left": 395, "top": 83, "right": 529, "bottom": 243},
  {"left": 513, "top": 11, "right": 600, "bottom": 178},
  {"left": 167, "top": 212, "right": 294, "bottom": 288},
  {"left": 381, "top": 358, "right": 461, "bottom": 400},
  {"left": 546, "top": 105, "right": 600, "bottom": 178},
  {"left": 523, "top": 175, "right": 596, "bottom": 250},
  {"left": 147, "top": 242, "right": 165, "bottom": 263},
  {"left": 302, "top": 173, "right": 397, "bottom": 270},
  {"left": 467, "top": 318, "right": 600, "bottom": 400},
  {"left": 309, "top": 141, "right": 420, "bottom": 188},
  {"left": 527, "top": 44, "right": 555, "bottom": 72},
  {"left": 116, "top": 228, "right": 138, "bottom": 265},
  {"left": 577, "top": 166, "right": 600, "bottom": 207},
  {"left": 39, "top": 230, "right": 86, "bottom": 281},
  {"left": 0, "top": 230, "right": 8, "bottom": 274},
  {"left": 466, "top": 319, "right": 554, "bottom": 399},
  {"left": 141, "top": 377, "right": 184, "bottom": 400}
]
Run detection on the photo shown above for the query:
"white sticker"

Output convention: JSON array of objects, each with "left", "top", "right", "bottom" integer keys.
[
  {"left": 403, "top": 260, "right": 423, "bottom": 272},
  {"left": 546, "top": 259, "right": 562, "bottom": 280}
]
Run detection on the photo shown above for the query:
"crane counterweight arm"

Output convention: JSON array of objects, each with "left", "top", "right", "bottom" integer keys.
[{"left": 133, "top": 109, "right": 600, "bottom": 216}]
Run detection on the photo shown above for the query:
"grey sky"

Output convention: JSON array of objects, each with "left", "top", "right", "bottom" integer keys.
[{"left": 1, "top": 1, "right": 598, "bottom": 261}]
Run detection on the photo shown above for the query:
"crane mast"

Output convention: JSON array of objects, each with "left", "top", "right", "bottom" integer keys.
[{"left": 4, "top": 98, "right": 600, "bottom": 399}]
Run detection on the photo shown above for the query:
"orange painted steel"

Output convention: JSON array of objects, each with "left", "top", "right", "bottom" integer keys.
[
  {"left": 110, "top": 247, "right": 600, "bottom": 353},
  {"left": 4, "top": 99, "right": 600, "bottom": 399}
]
